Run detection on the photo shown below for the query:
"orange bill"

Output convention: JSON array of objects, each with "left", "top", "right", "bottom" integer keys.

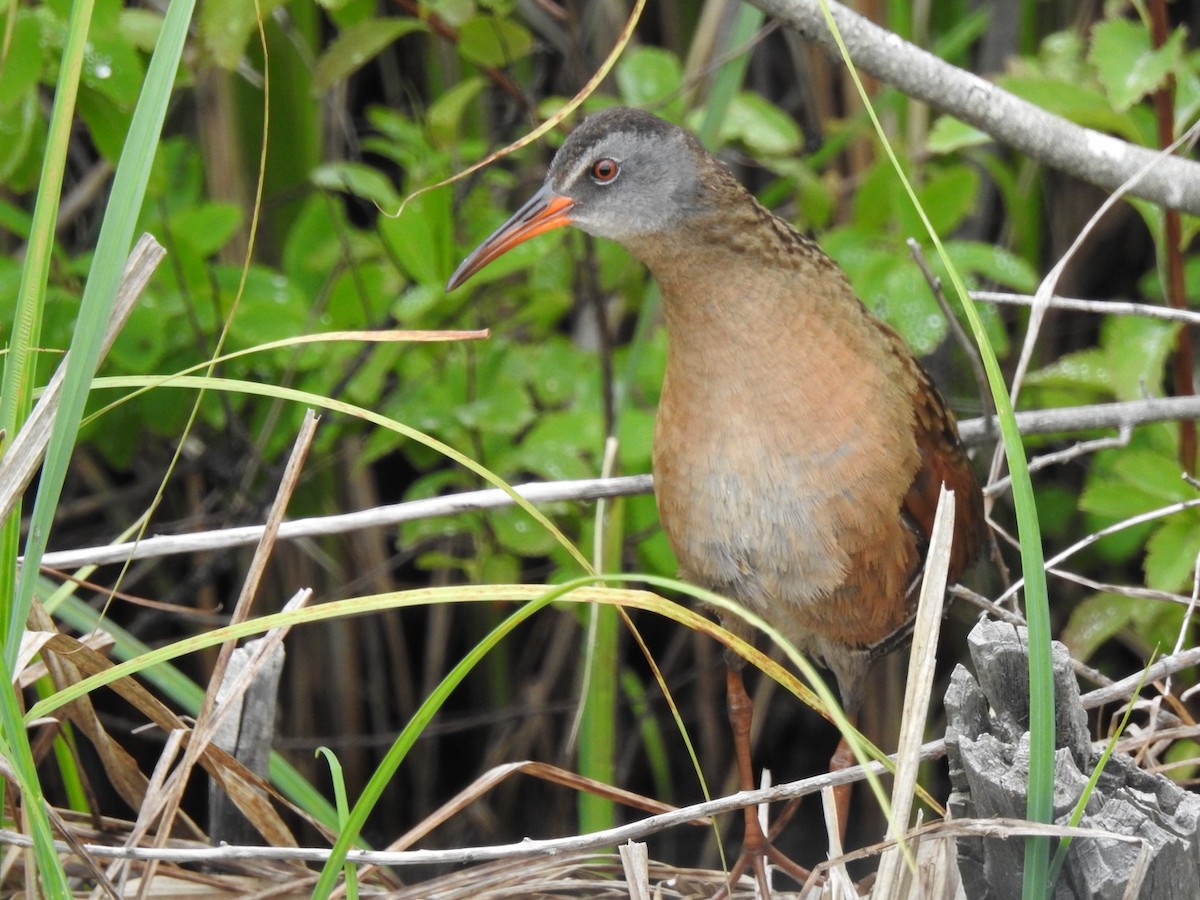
[{"left": 446, "top": 184, "right": 575, "bottom": 291}]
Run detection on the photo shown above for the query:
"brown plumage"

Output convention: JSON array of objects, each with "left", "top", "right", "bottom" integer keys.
[{"left": 448, "top": 106, "right": 986, "bottom": 889}]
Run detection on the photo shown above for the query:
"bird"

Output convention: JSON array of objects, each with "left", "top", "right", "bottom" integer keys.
[{"left": 446, "top": 106, "right": 986, "bottom": 893}]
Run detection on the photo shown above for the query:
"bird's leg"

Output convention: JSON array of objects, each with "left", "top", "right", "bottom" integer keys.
[
  {"left": 827, "top": 732, "right": 856, "bottom": 848},
  {"left": 723, "top": 665, "right": 772, "bottom": 897},
  {"left": 717, "top": 666, "right": 814, "bottom": 898}
]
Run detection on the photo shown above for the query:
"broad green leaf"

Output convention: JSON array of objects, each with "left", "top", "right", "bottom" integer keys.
[
  {"left": 426, "top": 0, "right": 474, "bottom": 27},
  {"left": 1102, "top": 315, "right": 1177, "bottom": 402},
  {"left": 221, "top": 266, "right": 309, "bottom": 345},
  {"left": 490, "top": 505, "right": 560, "bottom": 557},
  {"left": 283, "top": 195, "right": 351, "bottom": 284},
  {"left": 77, "top": 90, "right": 132, "bottom": 162},
  {"left": 721, "top": 92, "right": 803, "bottom": 157},
  {"left": 312, "top": 161, "right": 401, "bottom": 210},
  {"left": 0, "top": 15, "right": 42, "bottom": 113},
  {"left": 108, "top": 300, "right": 168, "bottom": 372},
  {"left": 1036, "top": 29, "right": 1089, "bottom": 84},
  {"left": 0, "top": 199, "right": 30, "bottom": 240},
  {"left": 524, "top": 339, "right": 597, "bottom": 408},
  {"left": 1176, "top": 61, "right": 1200, "bottom": 131},
  {"left": 1145, "top": 509, "right": 1200, "bottom": 591},
  {"left": 1089, "top": 18, "right": 1185, "bottom": 112},
  {"left": 325, "top": 261, "right": 397, "bottom": 329},
  {"left": 926, "top": 116, "right": 991, "bottom": 154},
  {"left": 908, "top": 164, "right": 979, "bottom": 235},
  {"left": 118, "top": 8, "right": 165, "bottom": 50},
  {"left": 457, "top": 15, "right": 533, "bottom": 68},
  {"left": 455, "top": 380, "right": 534, "bottom": 436},
  {"left": 0, "top": 91, "right": 40, "bottom": 184},
  {"left": 877, "top": 264, "right": 945, "bottom": 355},
  {"left": 165, "top": 203, "right": 242, "bottom": 257},
  {"left": 200, "top": 0, "right": 290, "bottom": 70},
  {"left": 377, "top": 183, "right": 451, "bottom": 287},
  {"left": 944, "top": 241, "right": 1038, "bottom": 292},
  {"left": 1061, "top": 593, "right": 1152, "bottom": 662},
  {"left": 849, "top": 164, "right": 898, "bottom": 232},
  {"left": 312, "top": 18, "right": 426, "bottom": 95},
  {"left": 1108, "top": 449, "right": 1191, "bottom": 503},
  {"left": 616, "top": 47, "right": 684, "bottom": 114},
  {"left": 515, "top": 410, "right": 603, "bottom": 481},
  {"left": 1025, "top": 348, "right": 1113, "bottom": 395},
  {"left": 81, "top": 35, "right": 145, "bottom": 107},
  {"left": 428, "top": 77, "right": 485, "bottom": 147}
]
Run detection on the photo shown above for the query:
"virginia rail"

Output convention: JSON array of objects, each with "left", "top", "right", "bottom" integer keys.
[{"left": 447, "top": 107, "right": 986, "bottom": 892}]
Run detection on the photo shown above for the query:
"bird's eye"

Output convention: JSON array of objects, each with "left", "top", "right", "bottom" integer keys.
[{"left": 590, "top": 158, "right": 620, "bottom": 184}]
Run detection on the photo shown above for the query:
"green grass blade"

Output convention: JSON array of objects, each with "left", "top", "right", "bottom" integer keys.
[
  {"left": 8, "top": 0, "right": 199, "bottom": 662},
  {"left": 310, "top": 583, "right": 575, "bottom": 898},
  {"left": 0, "top": 0, "right": 97, "bottom": 886},
  {"left": 315, "top": 748, "right": 359, "bottom": 900}
]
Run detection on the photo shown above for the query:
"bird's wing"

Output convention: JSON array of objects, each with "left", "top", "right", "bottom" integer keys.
[{"left": 900, "top": 355, "right": 987, "bottom": 583}]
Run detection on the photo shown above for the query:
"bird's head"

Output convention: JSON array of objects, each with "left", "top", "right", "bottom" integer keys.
[{"left": 446, "top": 107, "right": 714, "bottom": 291}]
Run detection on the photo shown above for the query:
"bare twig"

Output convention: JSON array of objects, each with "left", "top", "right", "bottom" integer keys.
[
  {"left": 974, "top": 291, "right": 1200, "bottom": 328},
  {"left": 32, "top": 396, "right": 1200, "bottom": 571},
  {"left": 749, "top": 0, "right": 1200, "bottom": 214},
  {"left": 996, "top": 495, "right": 1200, "bottom": 606},
  {"left": 984, "top": 426, "right": 1131, "bottom": 496}
]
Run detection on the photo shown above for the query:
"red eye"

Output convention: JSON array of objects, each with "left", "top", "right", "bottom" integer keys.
[{"left": 591, "top": 158, "right": 619, "bottom": 183}]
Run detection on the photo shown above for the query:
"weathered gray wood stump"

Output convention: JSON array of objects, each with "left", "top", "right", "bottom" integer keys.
[{"left": 944, "top": 619, "right": 1200, "bottom": 899}]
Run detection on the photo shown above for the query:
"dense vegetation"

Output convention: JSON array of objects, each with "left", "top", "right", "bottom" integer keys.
[{"left": 3, "top": 0, "right": 1199, "bottom": 893}]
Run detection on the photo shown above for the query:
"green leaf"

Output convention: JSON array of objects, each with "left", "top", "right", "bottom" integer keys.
[
  {"left": 1025, "top": 347, "right": 1113, "bottom": 396},
  {"left": 427, "top": 77, "right": 485, "bottom": 147},
  {"left": 1089, "top": 18, "right": 1186, "bottom": 112},
  {"left": 1145, "top": 509, "right": 1200, "bottom": 592},
  {"left": 490, "top": 506, "right": 560, "bottom": 557},
  {"left": 1102, "top": 315, "right": 1177, "bottom": 401},
  {"left": 377, "top": 182, "right": 451, "bottom": 287},
  {"left": 0, "top": 90, "right": 40, "bottom": 185},
  {"left": 877, "top": 264, "right": 945, "bottom": 355},
  {"left": 1061, "top": 593, "right": 1141, "bottom": 662},
  {"left": 926, "top": 116, "right": 991, "bottom": 154},
  {"left": 849, "top": 163, "right": 899, "bottom": 232},
  {"left": 312, "top": 18, "right": 426, "bottom": 95},
  {"left": 944, "top": 240, "right": 1038, "bottom": 292},
  {"left": 1108, "top": 448, "right": 1191, "bottom": 503},
  {"left": 81, "top": 35, "right": 145, "bottom": 107},
  {"left": 222, "top": 266, "right": 309, "bottom": 345},
  {"left": 118, "top": 8, "right": 165, "bottom": 51},
  {"left": 721, "top": 92, "right": 803, "bottom": 157},
  {"left": 200, "top": 0, "right": 289, "bottom": 70},
  {"left": 457, "top": 15, "right": 533, "bottom": 68},
  {"left": 108, "top": 299, "right": 168, "bottom": 372},
  {"left": 515, "top": 410, "right": 602, "bottom": 481},
  {"left": 0, "top": 15, "right": 43, "bottom": 113},
  {"left": 426, "top": 0, "right": 474, "bottom": 27},
  {"left": 166, "top": 203, "right": 242, "bottom": 257},
  {"left": 615, "top": 47, "right": 684, "bottom": 113},
  {"left": 77, "top": 89, "right": 132, "bottom": 162},
  {"left": 909, "top": 164, "right": 979, "bottom": 235},
  {"left": 311, "top": 161, "right": 401, "bottom": 210}
]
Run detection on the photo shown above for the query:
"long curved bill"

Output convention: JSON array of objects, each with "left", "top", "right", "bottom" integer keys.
[{"left": 446, "top": 183, "right": 575, "bottom": 291}]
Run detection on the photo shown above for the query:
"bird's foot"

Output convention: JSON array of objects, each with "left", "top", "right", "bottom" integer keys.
[{"left": 713, "top": 803, "right": 814, "bottom": 899}]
